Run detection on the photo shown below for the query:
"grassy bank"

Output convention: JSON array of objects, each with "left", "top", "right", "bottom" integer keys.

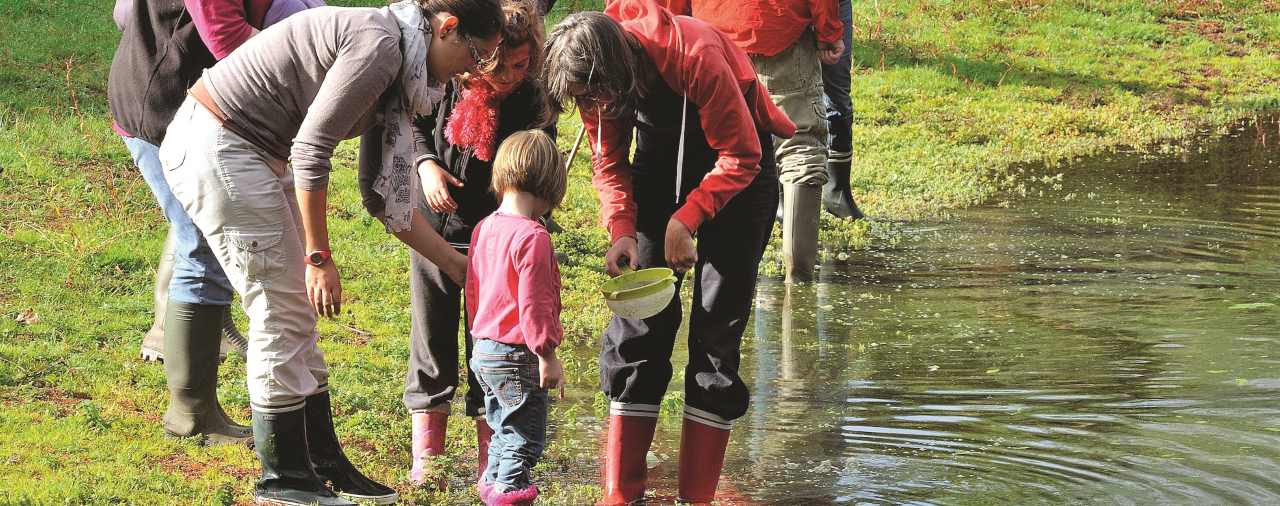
[{"left": 1, "top": 0, "right": 1278, "bottom": 503}]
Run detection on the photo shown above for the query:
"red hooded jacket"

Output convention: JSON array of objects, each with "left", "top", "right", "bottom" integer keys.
[
  {"left": 584, "top": 0, "right": 796, "bottom": 243},
  {"left": 661, "top": 0, "right": 843, "bottom": 57}
]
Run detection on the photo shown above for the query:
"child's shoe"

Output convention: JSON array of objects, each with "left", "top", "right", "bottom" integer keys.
[{"left": 487, "top": 484, "right": 538, "bottom": 506}]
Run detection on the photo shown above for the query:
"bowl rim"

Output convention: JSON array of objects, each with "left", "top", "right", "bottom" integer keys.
[{"left": 602, "top": 267, "right": 676, "bottom": 300}]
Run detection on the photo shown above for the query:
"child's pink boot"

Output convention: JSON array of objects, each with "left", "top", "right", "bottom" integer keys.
[{"left": 410, "top": 410, "right": 448, "bottom": 488}]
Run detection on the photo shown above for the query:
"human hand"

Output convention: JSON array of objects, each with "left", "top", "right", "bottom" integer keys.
[
  {"left": 306, "top": 262, "right": 342, "bottom": 318},
  {"left": 418, "top": 159, "right": 463, "bottom": 213},
  {"left": 443, "top": 250, "right": 468, "bottom": 286},
  {"left": 664, "top": 218, "right": 696, "bottom": 274},
  {"left": 818, "top": 39, "right": 845, "bottom": 65},
  {"left": 605, "top": 236, "right": 639, "bottom": 276},
  {"left": 538, "top": 351, "right": 566, "bottom": 399}
]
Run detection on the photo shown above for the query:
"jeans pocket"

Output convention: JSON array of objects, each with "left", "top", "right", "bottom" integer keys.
[
  {"left": 225, "top": 228, "right": 284, "bottom": 283},
  {"left": 482, "top": 367, "right": 527, "bottom": 409}
]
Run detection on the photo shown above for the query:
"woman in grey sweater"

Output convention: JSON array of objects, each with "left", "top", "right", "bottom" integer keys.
[{"left": 158, "top": 1, "right": 502, "bottom": 504}]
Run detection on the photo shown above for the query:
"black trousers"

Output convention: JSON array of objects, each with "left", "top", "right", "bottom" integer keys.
[
  {"left": 600, "top": 124, "right": 778, "bottom": 426},
  {"left": 402, "top": 229, "right": 485, "bottom": 416}
]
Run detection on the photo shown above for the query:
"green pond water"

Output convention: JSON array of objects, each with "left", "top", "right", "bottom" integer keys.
[{"left": 548, "top": 117, "right": 1280, "bottom": 504}]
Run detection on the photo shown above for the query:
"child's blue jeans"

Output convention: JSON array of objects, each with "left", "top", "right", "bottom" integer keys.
[{"left": 471, "top": 339, "right": 548, "bottom": 492}]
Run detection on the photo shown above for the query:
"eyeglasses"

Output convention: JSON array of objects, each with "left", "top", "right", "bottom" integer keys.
[{"left": 462, "top": 33, "right": 500, "bottom": 72}]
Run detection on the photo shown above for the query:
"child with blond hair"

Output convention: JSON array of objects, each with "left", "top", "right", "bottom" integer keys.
[{"left": 465, "top": 130, "right": 567, "bottom": 505}]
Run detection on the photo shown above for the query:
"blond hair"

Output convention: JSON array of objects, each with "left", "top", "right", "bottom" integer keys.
[{"left": 491, "top": 130, "right": 566, "bottom": 207}]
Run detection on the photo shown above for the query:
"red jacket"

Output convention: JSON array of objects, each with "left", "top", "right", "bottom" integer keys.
[
  {"left": 661, "top": 0, "right": 843, "bottom": 56},
  {"left": 585, "top": 0, "right": 796, "bottom": 243}
]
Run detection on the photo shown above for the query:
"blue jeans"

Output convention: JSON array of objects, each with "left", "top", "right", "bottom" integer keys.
[
  {"left": 822, "top": 0, "right": 854, "bottom": 153},
  {"left": 471, "top": 339, "right": 548, "bottom": 492},
  {"left": 124, "top": 136, "right": 233, "bottom": 305}
]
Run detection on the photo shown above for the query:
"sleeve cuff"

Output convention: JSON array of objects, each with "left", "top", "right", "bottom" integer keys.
[
  {"left": 671, "top": 205, "right": 705, "bottom": 237},
  {"left": 608, "top": 220, "right": 638, "bottom": 244}
]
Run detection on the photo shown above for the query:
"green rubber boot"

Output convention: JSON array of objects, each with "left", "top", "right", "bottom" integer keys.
[
  {"left": 783, "top": 183, "right": 821, "bottom": 284},
  {"left": 162, "top": 301, "right": 252, "bottom": 446},
  {"left": 140, "top": 230, "right": 176, "bottom": 363},
  {"left": 141, "top": 229, "right": 248, "bottom": 363}
]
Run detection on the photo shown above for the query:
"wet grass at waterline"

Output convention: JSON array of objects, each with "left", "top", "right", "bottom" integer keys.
[{"left": 2, "top": 0, "right": 1280, "bottom": 503}]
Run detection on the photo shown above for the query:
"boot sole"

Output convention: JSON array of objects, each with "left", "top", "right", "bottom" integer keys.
[
  {"left": 255, "top": 497, "right": 354, "bottom": 506},
  {"left": 139, "top": 347, "right": 165, "bottom": 363},
  {"left": 139, "top": 348, "right": 230, "bottom": 364},
  {"left": 336, "top": 491, "right": 399, "bottom": 505}
]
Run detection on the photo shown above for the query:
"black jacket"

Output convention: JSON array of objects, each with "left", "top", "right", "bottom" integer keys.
[
  {"left": 107, "top": 0, "right": 216, "bottom": 145},
  {"left": 360, "top": 79, "right": 554, "bottom": 245}
]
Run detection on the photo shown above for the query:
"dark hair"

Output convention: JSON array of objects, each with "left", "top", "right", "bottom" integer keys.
[
  {"left": 417, "top": 0, "right": 504, "bottom": 40},
  {"left": 542, "top": 11, "right": 648, "bottom": 118}
]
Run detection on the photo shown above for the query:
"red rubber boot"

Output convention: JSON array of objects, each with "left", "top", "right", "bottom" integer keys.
[
  {"left": 410, "top": 410, "right": 448, "bottom": 488},
  {"left": 677, "top": 418, "right": 731, "bottom": 504},
  {"left": 596, "top": 415, "right": 658, "bottom": 505},
  {"left": 476, "top": 416, "right": 494, "bottom": 481}
]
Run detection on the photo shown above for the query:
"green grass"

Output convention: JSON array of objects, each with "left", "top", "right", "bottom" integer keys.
[{"left": 2, "top": 0, "right": 1279, "bottom": 503}]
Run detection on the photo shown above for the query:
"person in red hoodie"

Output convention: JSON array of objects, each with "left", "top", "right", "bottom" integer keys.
[
  {"left": 662, "top": 0, "right": 845, "bottom": 282},
  {"left": 543, "top": 0, "right": 795, "bottom": 503}
]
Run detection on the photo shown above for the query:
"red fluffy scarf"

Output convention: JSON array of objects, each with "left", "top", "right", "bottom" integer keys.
[{"left": 445, "top": 80, "right": 501, "bottom": 162}]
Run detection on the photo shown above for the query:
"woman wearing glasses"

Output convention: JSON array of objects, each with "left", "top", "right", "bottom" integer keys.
[
  {"left": 357, "top": 0, "right": 553, "bottom": 488},
  {"left": 542, "top": 0, "right": 794, "bottom": 503},
  {"left": 158, "top": 1, "right": 502, "bottom": 504}
]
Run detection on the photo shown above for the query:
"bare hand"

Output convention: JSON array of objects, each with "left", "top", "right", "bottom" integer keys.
[
  {"left": 418, "top": 159, "right": 463, "bottom": 213},
  {"left": 818, "top": 39, "right": 845, "bottom": 65},
  {"left": 443, "top": 250, "right": 468, "bottom": 286},
  {"left": 306, "top": 262, "right": 342, "bottom": 318},
  {"left": 664, "top": 218, "right": 696, "bottom": 274},
  {"left": 605, "top": 236, "right": 639, "bottom": 276},
  {"left": 538, "top": 352, "right": 566, "bottom": 399}
]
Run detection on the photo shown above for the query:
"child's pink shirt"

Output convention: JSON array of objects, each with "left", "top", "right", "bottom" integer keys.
[{"left": 465, "top": 212, "right": 563, "bottom": 357}]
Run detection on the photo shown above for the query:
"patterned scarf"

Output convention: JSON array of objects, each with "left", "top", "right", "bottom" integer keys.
[{"left": 373, "top": 0, "right": 447, "bottom": 232}]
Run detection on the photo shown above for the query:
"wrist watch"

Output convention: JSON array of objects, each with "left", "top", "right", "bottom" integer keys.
[{"left": 306, "top": 250, "right": 332, "bottom": 267}]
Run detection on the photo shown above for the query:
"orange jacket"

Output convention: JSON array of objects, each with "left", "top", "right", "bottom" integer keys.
[{"left": 584, "top": 0, "right": 796, "bottom": 243}]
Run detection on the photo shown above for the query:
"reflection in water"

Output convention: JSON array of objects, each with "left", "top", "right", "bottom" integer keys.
[
  {"left": 726, "top": 117, "right": 1280, "bottom": 504},
  {"left": 550, "top": 117, "right": 1280, "bottom": 504}
]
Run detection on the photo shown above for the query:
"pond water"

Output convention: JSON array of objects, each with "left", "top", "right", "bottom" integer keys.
[{"left": 552, "top": 116, "right": 1280, "bottom": 504}]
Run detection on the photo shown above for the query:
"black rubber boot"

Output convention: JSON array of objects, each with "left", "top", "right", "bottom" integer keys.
[
  {"left": 822, "top": 153, "right": 864, "bottom": 220},
  {"left": 162, "top": 301, "right": 252, "bottom": 446},
  {"left": 305, "top": 391, "right": 399, "bottom": 504},
  {"left": 253, "top": 409, "right": 355, "bottom": 506}
]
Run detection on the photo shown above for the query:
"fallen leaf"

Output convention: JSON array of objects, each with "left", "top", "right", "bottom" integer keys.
[
  {"left": 15, "top": 309, "right": 39, "bottom": 325},
  {"left": 985, "top": 368, "right": 1001, "bottom": 374}
]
